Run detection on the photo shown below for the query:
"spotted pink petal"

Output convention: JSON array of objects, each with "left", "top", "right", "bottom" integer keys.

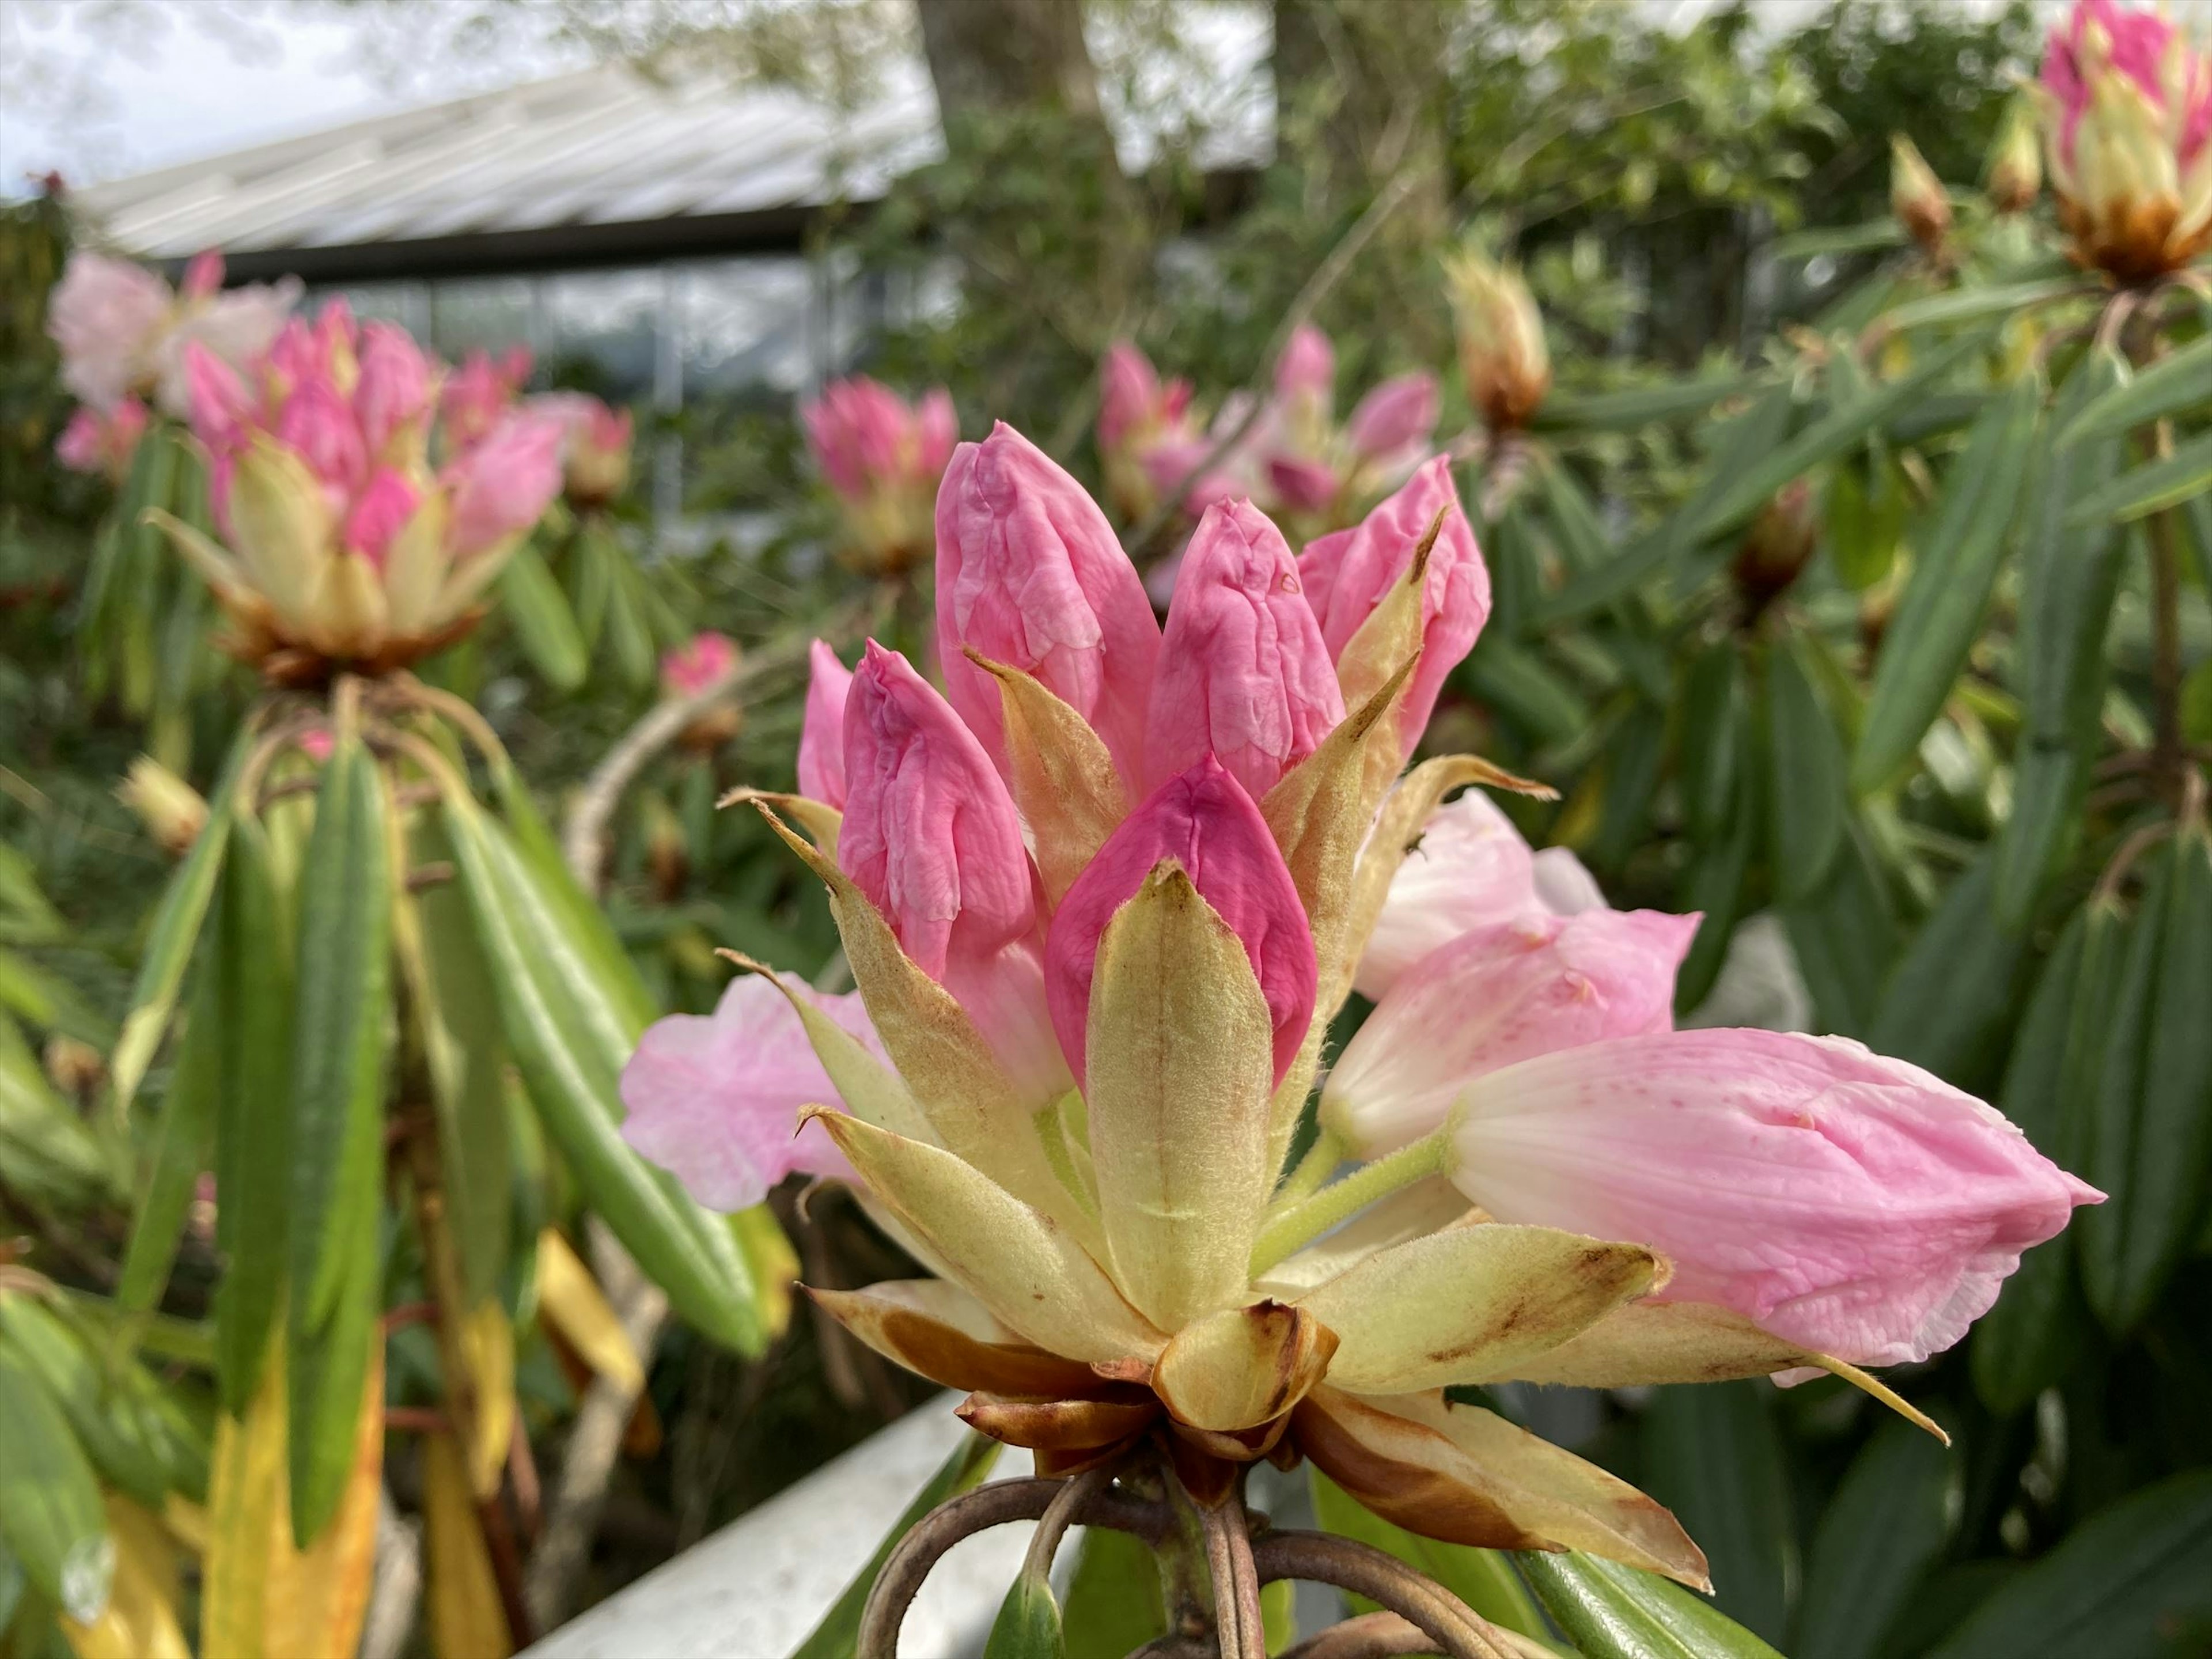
[
  {"left": 1447, "top": 1029, "right": 2103, "bottom": 1367},
  {"left": 1046, "top": 757, "right": 1316, "bottom": 1089},
  {"left": 619, "top": 975, "right": 881, "bottom": 1210},
  {"left": 934, "top": 422, "right": 1162, "bottom": 789},
  {"left": 798, "top": 639, "right": 855, "bottom": 809},
  {"left": 1145, "top": 498, "right": 1345, "bottom": 800}
]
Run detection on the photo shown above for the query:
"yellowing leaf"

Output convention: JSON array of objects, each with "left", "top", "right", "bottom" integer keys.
[
  {"left": 535, "top": 1229, "right": 643, "bottom": 1395},
  {"left": 266, "top": 1332, "right": 384, "bottom": 1659},
  {"left": 61, "top": 1498, "right": 190, "bottom": 1659},
  {"left": 423, "top": 1430, "right": 514, "bottom": 1659},
  {"left": 459, "top": 1301, "right": 514, "bottom": 1499}
]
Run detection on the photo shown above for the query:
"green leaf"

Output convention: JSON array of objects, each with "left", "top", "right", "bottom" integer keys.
[
  {"left": 285, "top": 734, "right": 392, "bottom": 1546},
  {"left": 1062, "top": 1527, "right": 1166, "bottom": 1657},
  {"left": 0, "top": 1296, "right": 204, "bottom": 1509},
  {"left": 1764, "top": 640, "right": 1848, "bottom": 905},
  {"left": 2077, "top": 827, "right": 2212, "bottom": 1332},
  {"left": 789, "top": 1431, "right": 1001, "bottom": 1659},
  {"left": 0, "top": 949, "right": 111, "bottom": 1047},
  {"left": 1639, "top": 1382, "right": 1790, "bottom": 1643},
  {"left": 1532, "top": 372, "right": 1760, "bottom": 433},
  {"left": 2057, "top": 332, "right": 2212, "bottom": 448},
  {"left": 1855, "top": 376, "right": 2041, "bottom": 792},
  {"left": 1517, "top": 1550, "right": 1786, "bottom": 1659},
  {"left": 1971, "top": 912, "right": 2092, "bottom": 1416},
  {"left": 1675, "top": 726, "right": 1759, "bottom": 1017},
  {"left": 1880, "top": 279, "right": 2085, "bottom": 332},
  {"left": 1590, "top": 702, "right": 1667, "bottom": 873},
  {"left": 1824, "top": 454, "right": 1904, "bottom": 592},
  {"left": 1679, "top": 644, "right": 1744, "bottom": 844},
  {"left": 1782, "top": 825, "right": 1897, "bottom": 1039},
  {"left": 2065, "top": 427, "right": 2212, "bottom": 525},
  {"left": 0, "top": 1344, "right": 110, "bottom": 1624},
  {"left": 1535, "top": 449, "right": 1616, "bottom": 575},
  {"left": 0, "top": 1010, "right": 115, "bottom": 1207},
  {"left": 1312, "top": 1470, "right": 1562, "bottom": 1649},
  {"left": 1769, "top": 219, "right": 1908, "bottom": 259},
  {"left": 498, "top": 539, "right": 590, "bottom": 692},
  {"left": 983, "top": 1574, "right": 1064, "bottom": 1659},
  {"left": 1793, "top": 1418, "right": 1954, "bottom": 1659},
  {"left": 1928, "top": 1470, "right": 2212, "bottom": 1659},
  {"left": 1994, "top": 348, "right": 2130, "bottom": 928},
  {"left": 441, "top": 790, "right": 766, "bottom": 1352},
  {"left": 1869, "top": 854, "right": 2028, "bottom": 1093},
  {"left": 210, "top": 824, "right": 296, "bottom": 1415},
  {"left": 109, "top": 723, "right": 255, "bottom": 1119},
  {"left": 1464, "top": 639, "right": 1590, "bottom": 748},
  {"left": 111, "top": 959, "right": 219, "bottom": 1313},
  {"left": 1691, "top": 331, "right": 1989, "bottom": 543}
]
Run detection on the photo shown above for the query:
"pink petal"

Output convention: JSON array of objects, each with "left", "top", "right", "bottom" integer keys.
[
  {"left": 354, "top": 322, "right": 434, "bottom": 454},
  {"left": 342, "top": 468, "right": 420, "bottom": 570},
  {"left": 1344, "top": 373, "right": 1441, "bottom": 460},
  {"left": 797, "top": 638, "right": 854, "bottom": 808},
  {"left": 1099, "top": 341, "right": 1162, "bottom": 452},
  {"left": 46, "top": 252, "right": 172, "bottom": 409},
  {"left": 1145, "top": 498, "right": 1345, "bottom": 800},
  {"left": 1355, "top": 790, "right": 1537, "bottom": 1001},
  {"left": 934, "top": 422, "right": 1162, "bottom": 789},
  {"left": 1275, "top": 324, "right": 1336, "bottom": 410},
  {"left": 915, "top": 387, "right": 959, "bottom": 476},
  {"left": 276, "top": 373, "right": 369, "bottom": 497},
  {"left": 184, "top": 342, "right": 255, "bottom": 454},
  {"left": 1532, "top": 846, "right": 1607, "bottom": 916},
  {"left": 660, "top": 631, "right": 738, "bottom": 700},
  {"left": 1046, "top": 757, "right": 1316, "bottom": 1089},
  {"left": 618, "top": 975, "right": 880, "bottom": 1210},
  {"left": 1327, "top": 908, "right": 1695, "bottom": 1156},
  {"left": 1266, "top": 456, "right": 1344, "bottom": 515},
  {"left": 180, "top": 249, "right": 225, "bottom": 302},
  {"left": 1298, "top": 457, "right": 1490, "bottom": 761},
  {"left": 443, "top": 412, "right": 563, "bottom": 558},
  {"left": 55, "top": 408, "right": 110, "bottom": 474},
  {"left": 1447, "top": 1029, "right": 2104, "bottom": 1368}
]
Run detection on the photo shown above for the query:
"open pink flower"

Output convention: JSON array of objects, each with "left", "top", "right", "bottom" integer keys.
[
  {"left": 1355, "top": 790, "right": 1539, "bottom": 1001},
  {"left": 619, "top": 974, "right": 880, "bottom": 1210},
  {"left": 47, "top": 248, "right": 297, "bottom": 418},
  {"left": 1446, "top": 1030, "right": 2102, "bottom": 1367}
]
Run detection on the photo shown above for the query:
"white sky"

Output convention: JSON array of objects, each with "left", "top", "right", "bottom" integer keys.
[{"left": 0, "top": 0, "right": 575, "bottom": 190}]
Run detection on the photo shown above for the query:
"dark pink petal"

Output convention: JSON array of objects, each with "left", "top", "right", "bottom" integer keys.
[{"left": 797, "top": 638, "right": 854, "bottom": 808}]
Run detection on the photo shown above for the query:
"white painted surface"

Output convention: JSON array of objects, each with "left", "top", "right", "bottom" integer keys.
[{"left": 521, "top": 1400, "right": 1031, "bottom": 1659}]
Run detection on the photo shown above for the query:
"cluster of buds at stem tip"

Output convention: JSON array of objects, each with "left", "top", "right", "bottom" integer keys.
[
  {"left": 619, "top": 413, "right": 2095, "bottom": 1566},
  {"left": 534, "top": 391, "right": 635, "bottom": 509},
  {"left": 801, "top": 376, "right": 957, "bottom": 574},
  {"left": 661, "top": 631, "right": 744, "bottom": 751},
  {"left": 1890, "top": 134, "right": 1954, "bottom": 258},
  {"left": 1097, "top": 332, "right": 1438, "bottom": 537},
  {"left": 1985, "top": 94, "right": 2044, "bottom": 214},
  {"left": 153, "top": 298, "right": 565, "bottom": 683},
  {"left": 2036, "top": 0, "right": 2212, "bottom": 279},
  {"left": 1442, "top": 247, "right": 1551, "bottom": 432},
  {"left": 45, "top": 248, "right": 298, "bottom": 419}
]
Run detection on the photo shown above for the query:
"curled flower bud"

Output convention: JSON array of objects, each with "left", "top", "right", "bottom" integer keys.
[
  {"left": 1442, "top": 249, "right": 1550, "bottom": 430},
  {"left": 1985, "top": 94, "right": 2044, "bottom": 214},
  {"left": 1890, "top": 134, "right": 1953, "bottom": 256},
  {"left": 117, "top": 756, "right": 209, "bottom": 857}
]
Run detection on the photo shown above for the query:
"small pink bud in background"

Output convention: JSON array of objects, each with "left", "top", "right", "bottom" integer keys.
[
  {"left": 798, "top": 639, "right": 854, "bottom": 809},
  {"left": 661, "top": 631, "right": 738, "bottom": 700},
  {"left": 935, "top": 423, "right": 1162, "bottom": 790},
  {"left": 443, "top": 412, "right": 563, "bottom": 559},
  {"left": 1145, "top": 499, "right": 1344, "bottom": 801},
  {"left": 1298, "top": 456, "right": 1490, "bottom": 762},
  {"left": 441, "top": 346, "right": 532, "bottom": 452},
  {"left": 342, "top": 468, "right": 420, "bottom": 570},
  {"left": 298, "top": 727, "right": 334, "bottom": 763},
  {"left": 355, "top": 322, "right": 435, "bottom": 454},
  {"left": 1446, "top": 1029, "right": 2103, "bottom": 1367},
  {"left": 1343, "top": 373, "right": 1440, "bottom": 463},
  {"left": 1325, "top": 907, "right": 1696, "bottom": 1157},
  {"left": 1047, "top": 757, "right": 1315, "bottom": 1089},
  {"left": 180, "top": 249, "right": 225, "bottom": 302},
  {"left": 1266, "top": 455, "right": 1345, "bottom": 515},
  {"left": 55, "top": 399, "right": 147, "bottom": 483},
  {"left": 1355, "top": 790, "right": 1538, "bottom": 1001},
  {"left": 1100, "top": 341, "right": 1183, "bottom": 452},
  {"left": 534, "top": 391, "right": 635, "bottom": 507},
  {"left": 801, "top": 376, "right": 956, "bottom": 571},
  {"left": 620, "top": 975, "right": 884, "bottom": 1210},
  {"left": 1275, "top": 324, "right": 1336, "bottom": 413}
]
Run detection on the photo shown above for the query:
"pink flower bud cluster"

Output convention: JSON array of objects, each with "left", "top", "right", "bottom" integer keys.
[
  {"left": 800, "top": 376, "right": 958, "bottom": 573},
  {"left": 46, "top": 248, "right": 298, "bottom": 423}
]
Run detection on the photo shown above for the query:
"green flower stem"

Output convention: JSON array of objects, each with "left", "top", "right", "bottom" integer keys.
[
  {"left": 1273, "top": 1126, "right": 1344, "bottom": 1210},
  {"left": 1248, "top": 1131, "right": 1449, "bottom": 1277}
]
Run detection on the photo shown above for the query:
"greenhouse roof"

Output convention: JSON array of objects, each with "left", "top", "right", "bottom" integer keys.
[{"left": 70, "top": 63, "right": 946, "bottom": 283}]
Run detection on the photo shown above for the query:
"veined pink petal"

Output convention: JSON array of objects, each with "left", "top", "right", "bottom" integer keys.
[
  {"left": 798, "top": 639, "right": 855, "bottom": 809},
  {"left": 1355, "top": 790, "right": 1537, "bottom": 1001},
  {"left": 342, "top": 468, "right": 420, "bottom": 571},
  {"left": 660, "top": 631, "right": 738, "bottom": 700},
  {"left": 443, "top": 412, "right": 563, "bottom": 558},
  {"left": 1446, "top": 1029, "right": 2103, "bottom": 1368},
  {"left": 1299, "top": 456, "right": 1490, "bottom": 760},
  {"left": 1047, "top": 757, "right": 1316, "bottom": 1089},
  {"left": 619, "top": 975, "right": 880, "bottom": 1210},
  {"left": 1145, "top": 498, "right": 1345, "bottom": 800},
  {"left": 1325, "top": 908, "right": 1696, "bottom": 1157},
  {"left": 1344, "top": 373, "right": 1441, "bottom": 461},
  {"left": 838, "top": 641, "right": 1037, "bottom": 979},
  {"left": 934, "top": 423, "right": 1162, "bottom": 789}
]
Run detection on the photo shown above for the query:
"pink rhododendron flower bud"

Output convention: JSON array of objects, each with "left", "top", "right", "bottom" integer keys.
[
  {"left": 534, "top": 391, "right": 635, "bottom": 507},
  {"left": 661, "top": 631, "right": 738, "bottom": 700},
  {"left": 55, "top": 399, "right": 147, "bottom": 482},
  {"left": 1355, "top": 790, "right": 1539, "bottom": 1000},
  {"left": 1275, "top": 324, "right": 1336, "bottom": 418},
  {"left": 276, "top": 376, "right": 369, "bottom": 502},
  {"left": 1890, "top": 134, "right": 1953, "bottom": 256},
  {"left": 185, "top": 343, "right": 255, "bottom": 451},
  {"left": 1325, "top": 908, "right": 1696, "bottom": 1158},
  {"left": 342, "top": 469, "right": 420, "bottom": 569},
  {"left": 2037, "top": 0, "right": 2212, "bottom": 277},
  {"left": 620, "top": 975, "right": 884, "bottom": 1210},
  {"left": 1266, "top": 456, "right": 1345, "bottom": 515},
  {"left": 1099, "top": 342, "right": 1201, "bottom": 521},
  {"left": 802, "top": 377, "right": 956, "bottom": 573},
  {"left": 1145, "top": 498, "right": 1344, "bottom": 800},
  {"left": 798, "top": 639, "right": 854, "bottom": 809},
  {"left": 444, "top": 413, "right": 563, "bottom": 559},
  {"left": 1445, "top": 1029, "right": 2103, "bottom": 1367},
  {"left": 354, "top": 322, "right": 435, "bottom": 454},
  {"left": 440, "top": 346, "right": 532, "bottom": 452},
  {"left": 180, "top": 249, "right": 224, "bottom": 302},
  {"left": 1344, "top": 373, "right": 1441, "bottom": 463},
  {"left": 935, "top": 422, "right": 1162, "bottom": 789},
  {"left": 1047, "top": 757, "right": 1316, "bottom": 1089},
  {"left": 1443, "top": 249, "right": 1551, "bottom": 430},
  {"left": 1299, "top": 456, "right": 1490, "bottom": 762},
  {"left": 46, "top": 253, "right": 172, "bottom": 410}
]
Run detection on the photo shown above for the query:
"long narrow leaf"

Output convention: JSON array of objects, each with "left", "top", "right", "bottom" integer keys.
[
  {"left": 2063, "top": 427, "right": 2212, "bottom": 525},
  {"left": 1517, "top": 1551, "right": 1785, "bottom": 1659},
  {"left": 2056, "top": 332, "right": 2212, "bottom": 446}
]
